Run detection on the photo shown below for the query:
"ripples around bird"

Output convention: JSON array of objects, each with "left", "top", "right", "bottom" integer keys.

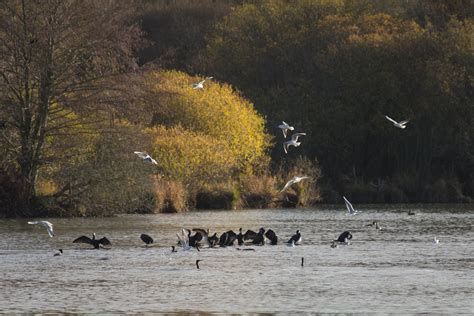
[{"left": 0, "top": 205, "right": 473, "bottom": 314}]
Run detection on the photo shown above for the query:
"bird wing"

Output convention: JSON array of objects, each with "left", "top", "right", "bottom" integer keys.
[
  {"left": 178, "top": 228, "right": 189, "bottom": 248},
  {"left": 280, "top": 179, "right": 295, "bottom": 192},
  {"left": 399, "top": 120, "right": 409, "bottom": 126},
  {"left": 295, "top": 176, "right": 310, "bottom": 183},
  {"left": 291, "top": 133, "right": 306, "bottom": 141},
  {"left": 44, "top": 222, "right": 54, "bottom": 237},
  {"left": 343, "top": 196, "right": 355, "bottom": 214},
  {"left": 73, "top": 236, "right": 92, "bottom": 244},
  {"left": 98, "top": 237, "right": 111, "bottom": 246},
  {"left": 385, "top": 115, "right": 398, "bottom": 124},
  {"left": 150, "top": 157, "right": 158, "bottom": 165},
  {"left": 282, "top": 128, "right": 287, "bottom": 138},
  {"left": 288, "top": 234, "right": 298, "bottom": 243},
  {"left": 192, "top": 228, "right": 209, "bottom": 237},
  {"left": 140, "top": 234, "right": 153, "bottom": 244},
  {"left": 264, "top": 229, "right": 277, "bottom": 240},
  {"left": 283, "top": 142, "right": 288, "bottom": 154},
  {"left": 28, "top": 221, "right": 54, "bottom": 237},
  {"left": 244, "top": 230, "right": 257, "bottom": 240},
  {"left": 134, "top": 151, "right": 148, "bottom": 159}
]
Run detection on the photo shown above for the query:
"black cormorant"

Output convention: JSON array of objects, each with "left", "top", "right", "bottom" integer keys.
[
  {"left": 252, "top": 228, "right": 266, "bottom": 245},
  {"left": 73, "top": 233, "right": 111, "bottom": 249},
  {"left": 265, "top": 229, "right": 278, "bottom": 245},
  {"left": 140, "top": 234, "right": 154, "bottom": 245},
  {"left": 287, "top": 230, "right": 302, "bottom": 245},
  {"left": 335, "top": 231, "right": 352, "bottom": 244},
  {"left": 219, "top": 230, "right": 237, "bottom": 247}
]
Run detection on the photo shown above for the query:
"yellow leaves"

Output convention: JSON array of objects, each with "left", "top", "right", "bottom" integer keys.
[
  {"left": 147, "top": 125, "right": 238, "bottom": 181},
  {"left": 36, "top": 179, "right": 58, "bottom": 196},
  {"left": 145, "top": 70, "right": 270, "bottom": 178}
]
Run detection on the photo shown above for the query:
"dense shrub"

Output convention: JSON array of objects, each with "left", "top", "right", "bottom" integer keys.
[
  {"left": 154, "top": 179, "right": 187, "bottom": 213},
  {"left": 195, "top": 183, "right": 240, "bottom": 210},
  {"left": 239, "top": 174, "right": 279, "bottom": 208},
  {"left": 276, "top": 157, "right": 322, "bottom": 207},
  {"left": 146, "top": 70, "right": 271, "bottom": 175}
]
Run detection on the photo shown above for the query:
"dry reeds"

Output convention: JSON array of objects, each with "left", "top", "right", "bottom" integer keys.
[
  {"left": 154, "top": 178, "right": 187, "bottom": 213},
  {"left": 239, "top": 173, "right": 279, "bottom": 208}
]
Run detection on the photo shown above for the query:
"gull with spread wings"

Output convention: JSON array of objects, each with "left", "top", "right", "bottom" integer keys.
[
  {"left": 343, "top": 196, "right": 358, "bottom": 215},
  {"left": 283, "top": 133, "right": 306, "bottom": 154},
  {"left": 278, "top": 121, "right": 294, "bottom": 138},
  {"left": 134, "top": 151, "right": 158, "bottom": 165},
  {"left": 385, "top": 115, "right": 409, "bottom": 129},
  {"left": 28, "top": 221, "right": 54, "bottom": 237},
  {"left": 280, "top": 176, "right": 311, "bottom": 192},
  {"left": 192, "top": 76, "right": 213, "bottom": 90}
]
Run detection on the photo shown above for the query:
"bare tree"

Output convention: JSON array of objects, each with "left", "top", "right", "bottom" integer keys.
[{"left": 0, "top": 0, "right": 142, "bottom": 200}]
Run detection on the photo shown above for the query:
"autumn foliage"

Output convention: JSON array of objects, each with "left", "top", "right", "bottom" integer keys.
[{"left": 146, "top": 70, "right": 270, "bottom": 176}]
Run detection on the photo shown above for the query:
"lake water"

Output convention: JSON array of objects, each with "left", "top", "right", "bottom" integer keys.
[{"left": 0, "top": 205, "right": 473, "bottom": 314}]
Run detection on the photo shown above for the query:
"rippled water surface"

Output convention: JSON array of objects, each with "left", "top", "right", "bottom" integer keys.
[{"left": 0, "top": 205, "right": 473, "bottom": 314}]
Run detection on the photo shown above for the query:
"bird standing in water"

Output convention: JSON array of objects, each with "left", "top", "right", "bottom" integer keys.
[
  {"left": 287, "top": 230, "right": 302, "bottom": 245},
  {"left": 140, "top": 234, "right": 154, "bottom": 246}
]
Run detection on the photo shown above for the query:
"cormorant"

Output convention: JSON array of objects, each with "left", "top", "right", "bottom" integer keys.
[
  {"left": 140, "top": 234, "right": 154, "bottom": 245},
  {"left": 237, "top": 228, "right": 245, "bottom": 246},
  {"left": 287, "top": 230, "right": 302, "bottom": 245},
  {"left": 73, "top": 233, "right": 111, "bottom": 249},
  {"left": 243, "top": 229, "right": 257, "bottom": 241},
  {"left": 336, "top": 231, "right": 352, "bottom": 243},
  {"left": 219, "top": 230, "right": 237, "bottom": 247},
  {"left": 367, "top": 221, "right": 381, "bottom": 230},
  {"left": 208, "top": 232, "right": 219, "bottom": 248},
  {"left": 265, "top": 229, "right": 278, "bottom": 245},
  {"left": 252, "top": 228, "right": 266, "bottom": 245},
  {"left": 188, "top": 229, "right": 205, "bottom": 248}
]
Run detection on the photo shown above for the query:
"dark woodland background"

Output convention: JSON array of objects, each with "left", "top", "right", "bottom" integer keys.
[{"left": 0, "top": 0, "right": 473, "bottom": 217}]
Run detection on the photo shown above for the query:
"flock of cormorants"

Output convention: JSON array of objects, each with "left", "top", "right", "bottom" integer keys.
[
  {"left": 169, "top": 227, "right": 306, "bottom": 249},
  {"left": 26, "top": 219, "right": 357, "bottom": 258},
  {"left": 84, "top": 227, "right": 352, "bottom": 251}
]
